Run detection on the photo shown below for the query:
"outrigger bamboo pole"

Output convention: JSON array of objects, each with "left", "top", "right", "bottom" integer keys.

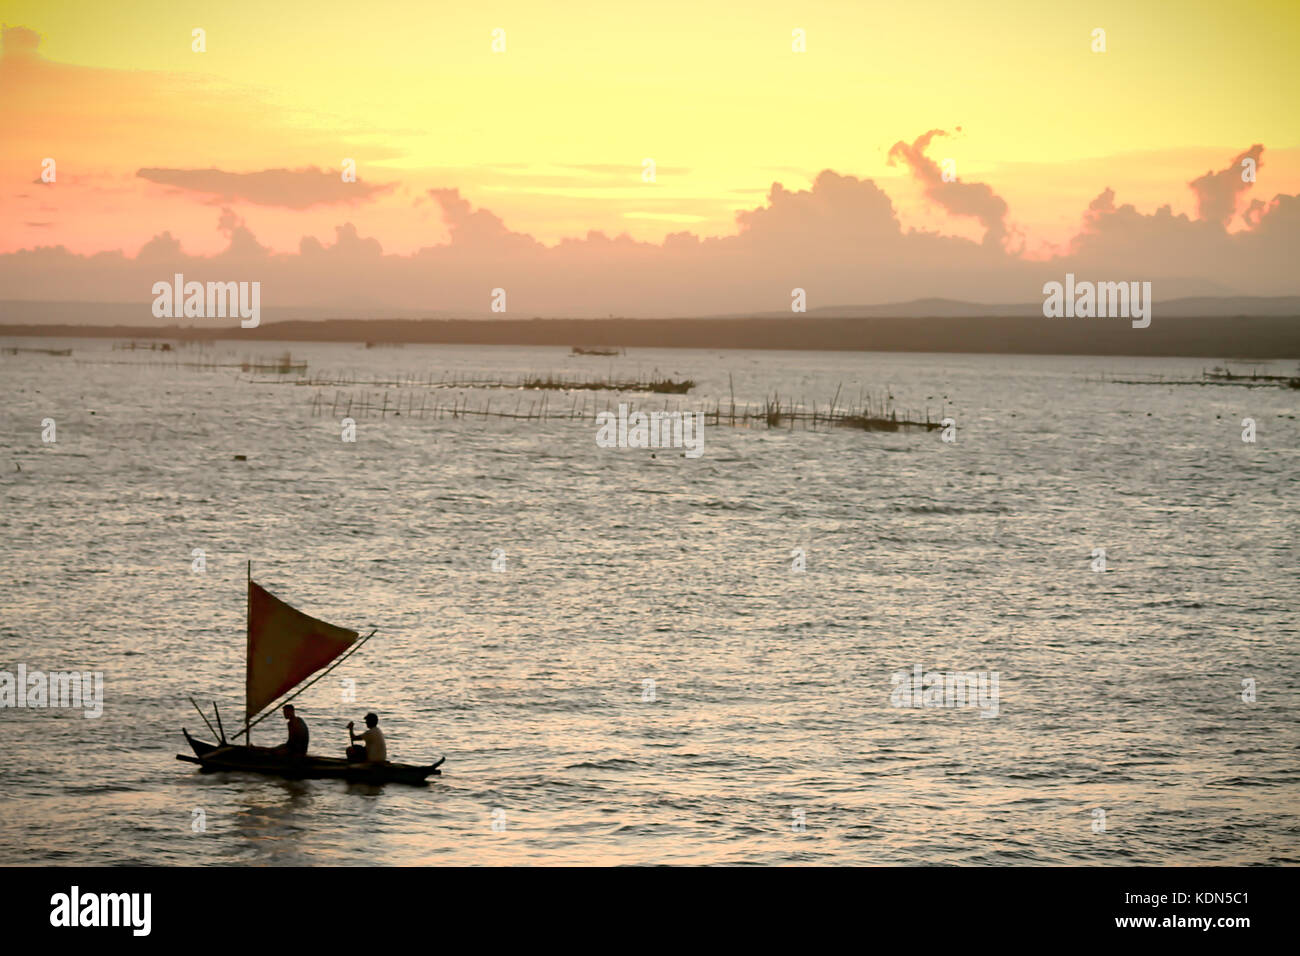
[
  {"left": 189, "top": 696, "right": 220, "bottom": 740},
  {"left": 212, "top": 700, "right": 227, "bottom": 743}
]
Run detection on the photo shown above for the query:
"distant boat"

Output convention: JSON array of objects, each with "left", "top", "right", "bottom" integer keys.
[
  {"left": 176, "top": 565, "right": 444, "bottom": 785},
  {"left": 571, "top": 346, "right": 623, "bottom": 356}
]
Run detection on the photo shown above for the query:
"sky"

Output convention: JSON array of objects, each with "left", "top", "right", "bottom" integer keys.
[{"left": 2, "top": 1, "right": 1299, "bottom": 315}]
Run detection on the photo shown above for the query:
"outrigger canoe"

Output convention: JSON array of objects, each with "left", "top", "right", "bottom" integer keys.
[
  {"left": 176, "top": 563, "right": 445, "bottom": 787},
  {"left": 178, "top": 730, "right": 444, "bottom": 785}
]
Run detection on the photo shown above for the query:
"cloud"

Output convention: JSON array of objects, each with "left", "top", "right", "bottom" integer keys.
[
  {"left": 136, "top": 232, "right": 184, "bottom": 262},
  {"left": 2, "top": 25, "right": 41, "bottom": 58},
  {"left": 1060, "top": 179, "right": 1300, "bottom": 296},
  {"left": 136, "top": 167, "right": 396, "bottom": 209},
  {"left": 734, "top": 171, "right": 902, "bottom": 245},
  {"left": 300, "top": 223, "right": 384, "bottom": 258},
  {"left": 214, "top": 208, "right": 269, "bottom": 259},
  {"left": 1188, "top": 145, "right": 1263, "bottom": 225},
  {"left": 2, "top": 142, "right": 1297, "bottom": 313},
  {"left": 887, "top": 129, "right": 1012, "bottom": 250},
  {"left": 428, "top": 188, "right": 527, "bottom": 246}
]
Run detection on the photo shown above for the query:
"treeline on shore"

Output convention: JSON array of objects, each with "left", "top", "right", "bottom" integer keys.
[{"left": 2, "top": 314, "right": 1300, "bottom": 357}]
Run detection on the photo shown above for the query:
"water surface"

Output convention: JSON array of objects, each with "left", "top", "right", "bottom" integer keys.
[{"left": 1, "top": 339, "right": 1297, "bottom": 865}]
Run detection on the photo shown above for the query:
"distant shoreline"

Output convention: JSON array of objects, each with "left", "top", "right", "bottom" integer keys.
[{"left": 2, "top": 315, "right": 1299, "bottom": 358}]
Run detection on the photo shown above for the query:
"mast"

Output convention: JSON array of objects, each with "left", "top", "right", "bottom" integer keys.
[{"left": 231, "top": 569, "right": 368, "bottom": 742}]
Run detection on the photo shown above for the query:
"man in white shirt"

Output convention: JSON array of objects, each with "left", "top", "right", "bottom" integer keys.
[{"left": 347, "top": 712, "right": 387, "bottom": 763}]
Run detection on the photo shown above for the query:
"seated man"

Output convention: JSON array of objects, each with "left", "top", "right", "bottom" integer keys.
[
  {"left": 273, "top": 704, "right": 309, "bottom": 759},
  {"left": 346, "top": 712, "right": 387, "bottom": 764}
]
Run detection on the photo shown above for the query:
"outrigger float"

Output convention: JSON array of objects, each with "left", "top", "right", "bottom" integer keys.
[{"left": 177, "top": 563, "right": 444, "bottom": 786}]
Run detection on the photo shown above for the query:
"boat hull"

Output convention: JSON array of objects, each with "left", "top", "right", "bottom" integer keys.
[{"left": 179, "top": 729, "right": 442, "bottom": 785}]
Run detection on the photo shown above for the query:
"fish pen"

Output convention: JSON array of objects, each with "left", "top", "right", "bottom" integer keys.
[
  {"left": 1092, "top": 367, "right": 1300, "bottom": 389},
  {"left": 240, "top": 353, "right": 307, "bottom": 374},
  {"left": 285, "top": 369, "right": 694, "bottom": 393},
  {"left": 68, "top": 351, "right": 310, "bottom": 375},
  {"left": 112, "top": 341, "right": 173, "bottom": 351},
  {"left": 308, "top": 386, "right": 943, "bottom": 432},
  {"left": 2, "top": 346, "right": 72, "bottom": 356}
]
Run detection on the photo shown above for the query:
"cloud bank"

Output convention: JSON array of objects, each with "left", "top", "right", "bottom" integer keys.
[{"left": 3, "top": 139, "right": 1296, "bottom": 317}]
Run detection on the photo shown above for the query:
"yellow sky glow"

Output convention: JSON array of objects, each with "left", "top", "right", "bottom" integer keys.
[{"left": 4, "top": 0, "right": 1299, "bottom": 258}]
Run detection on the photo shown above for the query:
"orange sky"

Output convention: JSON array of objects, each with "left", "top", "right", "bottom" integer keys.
[{"left": 3, "top": 2, "right": 1299, "bottom": 313}]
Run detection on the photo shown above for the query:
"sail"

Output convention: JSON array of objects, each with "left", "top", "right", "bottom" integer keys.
[{"left": 246, "top": 581, "right": 358, "bottom": 719}]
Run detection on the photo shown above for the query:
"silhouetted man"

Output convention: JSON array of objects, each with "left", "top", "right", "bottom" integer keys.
[
  {"left": 346, "top": 712, "right": 387, "bottom": 764},
  {"left": 275, "top": 704, "right": 309, "bottom": 758}
]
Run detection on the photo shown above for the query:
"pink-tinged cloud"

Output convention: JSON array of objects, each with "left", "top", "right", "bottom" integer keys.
[
  {"left": 734, "top": 172, "right": 902, "bottom": 245},
  {"left": 136, "top": 167, "right": 396, "bottom": 209},
  {"left": 2, "top": 25, "right": 40, "bottom": 57},
  {"left": 214, "top": 208, "right": 270, "bottom": 259},
  {"left": 300, "top": 223, "right": 384, "bottom": 258},
  {"left": 887, "top": 129, "right": 1012, "bottom": 251},
  {"left": 2, "top": 145, "right": 1298, "bottom": 315},
  {"left": 1188, "top": 145, "right": 1263, "bottom": 226},
  {"left": 427, "top": 188, "right": 540, "bottom": 251},
  {"left": 1062, "top": 183, "right": 1298, "bottom": 296}
]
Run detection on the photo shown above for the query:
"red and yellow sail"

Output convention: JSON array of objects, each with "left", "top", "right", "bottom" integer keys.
[{"left": 246, "top": 581, "right": 358, "bottom": 719}]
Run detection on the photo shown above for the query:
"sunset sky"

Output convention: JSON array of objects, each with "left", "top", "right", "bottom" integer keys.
[{"left": 3, "top": 0, "right": 1299, "bottom": 314}]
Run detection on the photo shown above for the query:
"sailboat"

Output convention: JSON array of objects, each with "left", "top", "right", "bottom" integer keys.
[{"left": 176, "top": 564, "right": 445, "bottom": 785}]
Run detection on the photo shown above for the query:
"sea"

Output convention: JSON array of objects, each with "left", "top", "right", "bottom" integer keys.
[{"left": 1, "top": 337, "right": 1297, "bottom": 865}]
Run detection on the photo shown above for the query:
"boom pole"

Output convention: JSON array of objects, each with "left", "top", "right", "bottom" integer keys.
[{"left": 231, "top": 629, "right": 377, "bottom": 740}]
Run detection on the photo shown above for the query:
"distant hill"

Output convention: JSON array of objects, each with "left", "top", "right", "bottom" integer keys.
[
  {"left": 747, "top": 296, "right": 1300, "bottom": 319},
  {"left": 3, "top": 296, "right": 1298, "bottom": 326}
]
